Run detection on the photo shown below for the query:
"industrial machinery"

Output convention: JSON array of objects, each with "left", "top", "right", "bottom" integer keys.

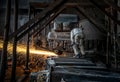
[{"left": 47, "top": 19, "right": 105, "bottom": 55}]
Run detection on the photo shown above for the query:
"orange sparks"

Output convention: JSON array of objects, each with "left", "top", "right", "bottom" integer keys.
[
  {"left": 0, "top": 40, "right": 58, "bottom": 57},
  {"left": 30, "top": 49, "right": 57, "bottom": 56}
]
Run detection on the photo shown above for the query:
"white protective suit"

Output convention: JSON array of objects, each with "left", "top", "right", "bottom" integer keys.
[
  {"left": 47, "top": 29, "right": 57, "bottom": 49},
  {"left": 70, "top": 27, "right": 85, "bottom": 58}
]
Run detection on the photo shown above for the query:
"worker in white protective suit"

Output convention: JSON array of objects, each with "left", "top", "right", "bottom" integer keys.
[
  {"left": 70, "top": 25, "right": 85, "bottom": 58},
  {"left": 47, "top": 29, "right": 57, "bottom": 49}
]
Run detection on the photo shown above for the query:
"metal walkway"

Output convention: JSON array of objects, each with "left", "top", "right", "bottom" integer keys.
[{"left": 46, "top": 57, "right": 120, "bottom": 82}]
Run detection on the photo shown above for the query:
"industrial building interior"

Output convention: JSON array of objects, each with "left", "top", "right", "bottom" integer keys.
[{"left": 0, "top": 0, "right": 120, "bottom": 82}]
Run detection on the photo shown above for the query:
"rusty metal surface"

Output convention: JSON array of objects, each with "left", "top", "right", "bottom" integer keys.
[
  {"left": 46, "top": 57, "right": 120, "bottom": 82},
  {"left": 53, "top": 57, "right": 95, "bottom": 66},
  {"left": 52, "top": 69, "right": 120, "bottom": 82}
]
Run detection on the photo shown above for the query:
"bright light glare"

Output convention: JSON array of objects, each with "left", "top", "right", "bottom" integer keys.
[
  {"left": 30, "top": 49, "right": 57, "bottom": 56},
  {"left": 0, "top": 40, "right": 58, "bottom": 57}
]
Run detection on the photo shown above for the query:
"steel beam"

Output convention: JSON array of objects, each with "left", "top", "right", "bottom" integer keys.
[
  {"left": 30, "top": 2, "right": 109, "bottom": 9},
  {"left": 103, "top": 0, "right": 120, "bottom": 12},
  {"left": 30, "top": 2, "right": 48, "bottom": 8},
  {"left": 33, "top": 6, "right": 66, "bottom": 37},
  {"left": 9, "top": 0, "right": 68, "bottom": 40},
  {"left": 89, "top": 0, "right": 120, "bottom": 26},
  {"left": 17, "top": 5, "right": 66, "bottom": 41},
  {"left": 75, "top": 6, "right": 107, "bottom": 33},
  {"left": 10, "top": 0, "right": 18, "bottom": 81}
]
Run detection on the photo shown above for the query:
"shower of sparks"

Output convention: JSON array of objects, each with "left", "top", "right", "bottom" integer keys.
[{"left": 0, "top": 40, "right": 58, "bottom": 57}]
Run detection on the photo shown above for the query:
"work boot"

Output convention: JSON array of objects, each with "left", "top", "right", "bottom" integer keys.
[{"left": 73, "top": 54, "right": 81, "bottom": 58}]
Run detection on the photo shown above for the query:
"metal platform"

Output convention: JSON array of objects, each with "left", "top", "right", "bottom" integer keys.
[{"left": 46, "top": 57, "right": 120, "bottom": 82}]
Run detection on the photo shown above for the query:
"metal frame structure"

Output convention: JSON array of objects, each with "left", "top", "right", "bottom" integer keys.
[{"left": 0, "top": 0, "right": 120, "bottom": 81}]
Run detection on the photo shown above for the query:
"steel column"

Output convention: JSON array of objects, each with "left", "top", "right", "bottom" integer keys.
[
  {"left": 24, "top": 33, "right": 30, "bottom": 73},
  {"left": 31, "top": 7, "right": 35, "bottom": 47},
  {"left": 10, "top": 0, "right": 18, "bottom": 81},
  {"left": 24, "top": 6, "right": 31, "bottom": 73},
  {"left": 106, "top": 17, "right": 111, "bottom": 67},
  {"left": 113, "top": 0, "right": 118, "bottom": 69},
  {"left": 0, "top": 0, "right": 11, "bottom": 81}
]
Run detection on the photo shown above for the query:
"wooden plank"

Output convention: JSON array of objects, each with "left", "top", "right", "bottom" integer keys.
[
  {"left": 89, "top": 0, "right": 120, "bottom": 26},
  {"left": 75, "top": 6, "right": 107, "bottom": 33},
  {"left": 9, "top": 0, "right": 68, "bottom": 40}
]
